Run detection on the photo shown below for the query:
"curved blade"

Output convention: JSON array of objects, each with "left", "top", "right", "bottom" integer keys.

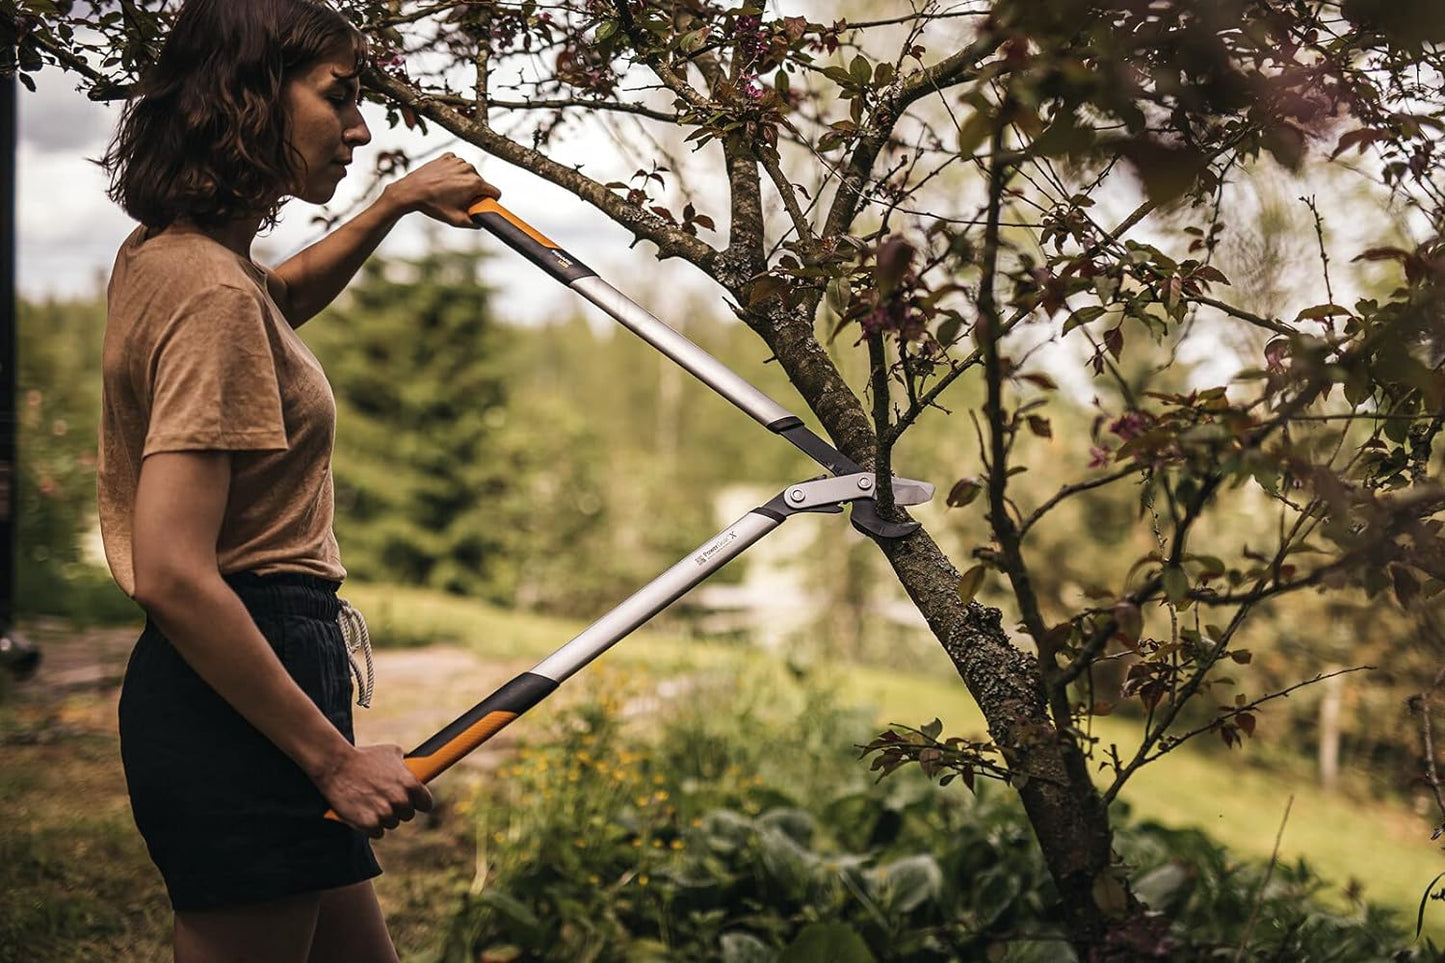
[
  {"left": 891, "top": 477, "right": 935, "bottom": 507},
  {"left": 850, "top": 500, "right": 920, "bottom": 539}
]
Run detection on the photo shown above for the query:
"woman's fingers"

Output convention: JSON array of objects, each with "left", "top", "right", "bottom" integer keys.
[
  {"left": 317, "top": 743, "right": 437, "bottom": 836},
  {"left": 394, "top": 152, "right": 501, "bottom": 226}
]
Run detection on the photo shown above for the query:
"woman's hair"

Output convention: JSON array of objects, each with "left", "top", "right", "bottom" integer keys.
[{"left": 101, "top": 0, "right": 366, "bottom": 231}]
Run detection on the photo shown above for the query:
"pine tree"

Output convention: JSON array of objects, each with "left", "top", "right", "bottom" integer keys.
[{"left": 307, "top": 248, "right": 516, "bottom": 598}]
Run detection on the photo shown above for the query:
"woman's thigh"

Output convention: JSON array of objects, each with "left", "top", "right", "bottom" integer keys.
[
  {"left": 308, "top": 880, "right": 399, "bottom": 963},
  {"left": 173, "top": 890, "right": 322, "bottom": 963}
]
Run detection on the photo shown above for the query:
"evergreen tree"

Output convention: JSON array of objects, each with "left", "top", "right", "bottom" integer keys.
[{"left": 307, "top": 248, "right": 518, "bottom": 598}]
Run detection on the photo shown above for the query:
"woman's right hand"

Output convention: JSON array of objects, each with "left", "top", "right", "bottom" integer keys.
[{"left": 314, "top": 744, "right": 434, "bottom": 837}]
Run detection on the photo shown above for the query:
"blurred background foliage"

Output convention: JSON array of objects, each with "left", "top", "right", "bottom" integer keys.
[{"left": 15, "top": 233, "right": 1442, "bottom": 811}]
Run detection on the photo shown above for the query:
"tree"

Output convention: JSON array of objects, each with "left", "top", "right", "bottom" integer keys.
[
  {"left": 305, "top": 248, "right": 523, "bottom": 597},
  {"left": 13, "top": 1, "right": 1445, "bottom": 954}
]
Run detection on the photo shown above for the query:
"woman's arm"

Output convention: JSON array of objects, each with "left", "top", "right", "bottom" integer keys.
[
  {"left": 272, "top": 153, "right": 500, "bottom": 327},
  {"left": 131, "top": 450, "right": 430, "bottom": 836}
]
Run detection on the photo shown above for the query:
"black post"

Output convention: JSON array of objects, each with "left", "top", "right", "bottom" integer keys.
[{"left": 1, "top": 72, "right": 39, "bottom": 678}]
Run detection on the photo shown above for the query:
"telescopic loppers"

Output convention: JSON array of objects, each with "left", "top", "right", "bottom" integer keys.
[{"left": 327, "top": 199, "right": 934, "bottom": 818}]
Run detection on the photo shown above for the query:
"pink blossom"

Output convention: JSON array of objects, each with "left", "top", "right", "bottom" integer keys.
[{"left": 1108, "top": 411, "right": 1149, "bottom": 441}]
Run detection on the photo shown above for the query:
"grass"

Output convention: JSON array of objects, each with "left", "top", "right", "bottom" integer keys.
[
  {"left": 3, "top": 583, "right": 1440, "bottom": 959},
  {"left": 344, "top": 581, "right": 1445, "bottom": 941}
]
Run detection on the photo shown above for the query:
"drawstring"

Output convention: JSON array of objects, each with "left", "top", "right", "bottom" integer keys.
[{"left": 337, "top": 599, "right": 374, "bottom": 709}]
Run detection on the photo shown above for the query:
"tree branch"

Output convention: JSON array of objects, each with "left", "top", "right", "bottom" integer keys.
[
  {"left": 1192, "top": 293, "right": 1297, "bottom": 336},
  {"left": 361, "top": 65, "right": 719, "bottom": 270},
  {"left": 431, "top": 91, "right": 680, "bottom": 122},
  {"left": 820, "top": 32, "right": 1005, "bottom": 244},
  {"left": 1018, "top": 466, "right": 1139, "bottom": 537}
]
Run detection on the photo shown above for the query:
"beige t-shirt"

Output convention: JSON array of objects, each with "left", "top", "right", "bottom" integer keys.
[{"left": 97, "top": 225, "right": 345, "bottom": 597}]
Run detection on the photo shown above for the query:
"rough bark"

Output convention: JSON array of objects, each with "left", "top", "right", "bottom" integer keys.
[{"left": 750, "top": 304, "right": 1148, "bottom": 955}]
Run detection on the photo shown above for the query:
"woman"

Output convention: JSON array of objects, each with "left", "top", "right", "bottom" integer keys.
[{"left": 95, "top": 1, "right": 498, "bottom": 959}]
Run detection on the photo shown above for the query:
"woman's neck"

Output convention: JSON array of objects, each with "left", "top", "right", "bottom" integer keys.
[{"left": 164, "top": 214, "right": 265, "bottom": 260}]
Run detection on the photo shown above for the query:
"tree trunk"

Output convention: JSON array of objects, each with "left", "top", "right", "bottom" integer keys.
[
  {"left": 879, "top": 531, "right": 1166, "bottom": 957},
  {"left": 749, "top": 305, "right": 1162, "bottom": 956}
]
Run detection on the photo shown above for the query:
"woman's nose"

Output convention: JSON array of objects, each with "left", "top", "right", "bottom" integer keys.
[{"left": 345, "top": 111, "right": 372, "bottom": 147}]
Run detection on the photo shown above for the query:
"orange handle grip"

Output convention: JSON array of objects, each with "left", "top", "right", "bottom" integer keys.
[
  {"left": 467, "top": 198, "right": 597, "bottom": 284},
  {"left": 322, "top": 672, "right": 557, "bottom": 825}
]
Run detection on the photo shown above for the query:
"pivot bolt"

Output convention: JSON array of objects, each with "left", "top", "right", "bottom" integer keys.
[
  {"left": 858, "top": 476, "right": 874, "bottom": 490},
  {"left": 787, "top": 488, "right": 806, "bottom": 504}
]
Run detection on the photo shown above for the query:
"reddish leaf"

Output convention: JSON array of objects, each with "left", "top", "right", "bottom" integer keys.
[
  {"left": 1113, "top": 601, "right": 1142, "bottom": 645},
  {"left": 1331, "top": 127, "right": 1385, "bottom": 159},
  {"left": 1351, "top": 246, "right": 1410, "bottom": 263},
  {"left": 874, "top": 237, "right": 916, "bottom": 297},
  {"left": 1026, "top": 415, "right": 1053, "bottom": 439},
  {"left": 1116, "top": 138, "right": 1208, "bottom": 204},
  {"left": 1104, "top": 326, "right": 1123, "bottom": 361},
  {"left": 1393, "top": 564, "right": 1422, "bottom": 609}
]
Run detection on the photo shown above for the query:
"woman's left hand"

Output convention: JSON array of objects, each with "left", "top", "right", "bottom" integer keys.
[{"left": 385, "top": 152, "right": 501, "bottom": 228}]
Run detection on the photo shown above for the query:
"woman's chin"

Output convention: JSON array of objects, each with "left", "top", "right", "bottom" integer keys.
[{"left": 296, "top": 177, "right": 343, "bottom": 206}]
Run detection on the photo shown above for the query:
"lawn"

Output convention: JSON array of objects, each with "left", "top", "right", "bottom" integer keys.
[{"left": 344, "top": 581, "right": 1445, "bottom": 941}]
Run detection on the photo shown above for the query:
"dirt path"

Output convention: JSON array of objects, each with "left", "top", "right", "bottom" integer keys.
[{"left": 0, "top": 622, "right": 526, "bottom": 963}]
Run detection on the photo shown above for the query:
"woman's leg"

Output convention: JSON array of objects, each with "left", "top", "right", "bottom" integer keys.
[
  {"left": 173, "top": 890, "right": 322, "bottom": 963},
  {"left": 307, "top": 880, "right": 400, "bottom": 963}
]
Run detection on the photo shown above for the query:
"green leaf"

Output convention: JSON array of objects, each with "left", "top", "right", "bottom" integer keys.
[
  {"left": 1092, "top": 874, "right": 1131, "bottom": 918},
  {"left": 1416, "top": 872, "right": 1445, "bottom": 940},
  {"left": 957, "top": 110, "right": 993, "bottom": 157},
  {"left": 1294, "top": 303, "right": 1352, "bottom": 321},
  {"left": 594, "top": 19, "right": 618, "bottom": 42},
  {"left": 779, "top": 923, "right": 876, "bottom": 963},
  {"left": 920, "top": 717, "right": 943, "bottom": 740},
  {"left": 1063, "top": 305, "right": 1107, "bottom": 333},
  {"left": 849, "top": 54, "right": 871, "bottom": 85},
  {"left": 721, "top": 932, "right": 775, "bottom": 963},
  {"left": 1162, "top": 564, "right": 1189, "bottom": 604},
  {"left": 874, "top": 854, "right": 943, "bottom": 914},
  {"left": 958, "top": 564, "right": 987, "bottom": 604},
  {"left": 946, "top": 477, "right": 983, "bottom": 508}
]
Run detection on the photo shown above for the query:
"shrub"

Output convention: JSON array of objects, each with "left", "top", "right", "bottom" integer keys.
[{"left": 438, "top": 668, "right": 1425, "bottom": 962}]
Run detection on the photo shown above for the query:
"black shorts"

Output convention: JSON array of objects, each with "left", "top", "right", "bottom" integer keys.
[{"left": 118, "top": 571, "right": 381, "bottom": 912}]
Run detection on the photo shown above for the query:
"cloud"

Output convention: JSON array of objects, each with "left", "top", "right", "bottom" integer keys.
[
  {"left": 14, "top": 79, "right": 713, "bottom": 318},
  {"left": 17, "top": 71, "right": 120, "bottom": 154}
]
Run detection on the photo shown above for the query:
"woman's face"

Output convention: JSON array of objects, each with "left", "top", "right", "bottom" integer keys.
[{"left": 282, "top": 52, "right": 371, "bottom": 205}]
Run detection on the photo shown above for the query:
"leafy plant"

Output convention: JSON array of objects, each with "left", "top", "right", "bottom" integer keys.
[{"left": 441, "top": 671, "right": 1425, "bottom": 962}]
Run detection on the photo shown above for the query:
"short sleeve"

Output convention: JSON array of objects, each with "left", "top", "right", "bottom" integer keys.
[{"left": 142, "top": 283, "right": 289, "bottom": 457}]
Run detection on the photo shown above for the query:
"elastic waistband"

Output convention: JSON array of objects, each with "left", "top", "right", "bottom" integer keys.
[{"left": 222, "top": 571, "right": 342, "bottom": 621}]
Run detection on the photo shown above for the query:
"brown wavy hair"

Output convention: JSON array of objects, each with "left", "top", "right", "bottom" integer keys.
[{"left": 101, "top": 0, "right": 366, "bottom": 231}]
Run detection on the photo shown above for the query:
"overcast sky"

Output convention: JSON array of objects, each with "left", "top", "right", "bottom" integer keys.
[{"left": 15, "top": 69, "right": 716, "bottom": 328}]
